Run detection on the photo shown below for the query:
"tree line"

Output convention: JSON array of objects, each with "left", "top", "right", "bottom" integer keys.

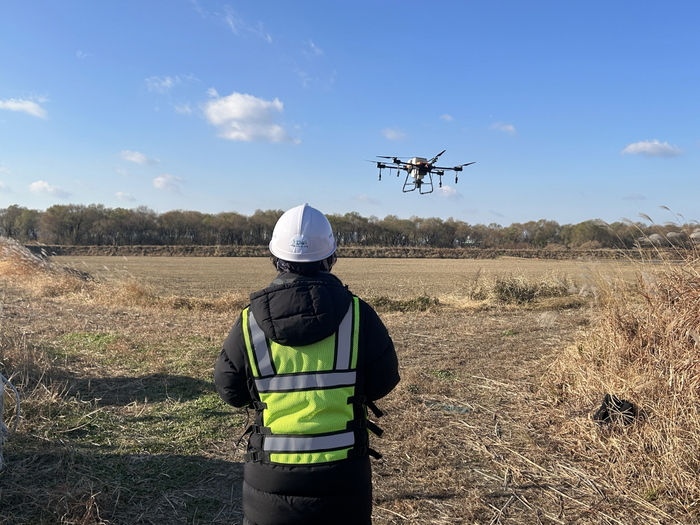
[{"left": 0, "top": 203, "right": 694, "bottom": 249}]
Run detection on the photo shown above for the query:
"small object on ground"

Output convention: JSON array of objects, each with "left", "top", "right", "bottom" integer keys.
[{"left": 592, "top": 393, "right": 636, "bottom": 425}]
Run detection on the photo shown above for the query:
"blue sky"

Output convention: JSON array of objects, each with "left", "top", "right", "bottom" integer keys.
[{"left": 1, "top": 1, "right": 698, "bottom": 226}]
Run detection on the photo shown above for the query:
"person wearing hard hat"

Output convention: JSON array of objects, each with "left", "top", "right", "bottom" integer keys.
[{"left": 214, "top": 203, "right": 400, "bottom": 525}]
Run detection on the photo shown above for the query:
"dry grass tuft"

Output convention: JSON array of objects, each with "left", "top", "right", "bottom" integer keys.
[
  {"left": 1, "top": 237, "right": 91, "bottom": 297},
  {"left": 369, "top": 294, "right": 440, "bottom": 313},
  {"left": 0, "top": 238, "right": 248, "bottom": 313},
  {"left": 0, "top": 237, "right": 52, "bottom": 276},
  {"left": 461, "top": 269, "right": 593, "bottom": 309},
  {"left": 544, "top": 255, "right": 700, "bottom": 517}
]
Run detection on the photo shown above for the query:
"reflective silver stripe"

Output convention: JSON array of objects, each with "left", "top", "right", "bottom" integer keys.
[
  {"left": 249, "top": 311, "right": 274, "bottom": 376},
  {"left": 255, "top": 371, "right": 356, "bottom": 392},
  {"left": 335, "top": 303, "right": 353, "bottom": 370},
  {"left": 264, "top": 431, "right": 355, "bottom": 452}
]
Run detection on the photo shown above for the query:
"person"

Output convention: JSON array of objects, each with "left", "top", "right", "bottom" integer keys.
[{"left": 214, "top": 203, "right": 400, "bottom": 525}]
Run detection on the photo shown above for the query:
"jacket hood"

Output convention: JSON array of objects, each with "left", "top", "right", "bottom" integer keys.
[{"left": 248, "top": 272, "right": 353, "bottom": 347}]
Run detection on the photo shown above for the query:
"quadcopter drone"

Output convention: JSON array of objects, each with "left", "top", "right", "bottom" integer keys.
[{"left": 374, "top": 150, "right": 475, "bottom": 194}]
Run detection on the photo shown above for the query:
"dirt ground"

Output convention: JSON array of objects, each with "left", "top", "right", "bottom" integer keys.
[{"left": 0, "top": 257, "right": 679, "bottom": 524}]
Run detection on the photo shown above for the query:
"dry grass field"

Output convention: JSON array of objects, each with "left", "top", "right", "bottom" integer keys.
[
  {"left": 2, "top": 241, "right": 699, "bottom": 524},
  {"left": 51, "top": 255, "right": 627, "bottom": 301}
]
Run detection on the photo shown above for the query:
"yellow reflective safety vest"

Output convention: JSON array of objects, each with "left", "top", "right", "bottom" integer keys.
[{"left": 242, "top": 296, "right": 378, "bottom": 465}]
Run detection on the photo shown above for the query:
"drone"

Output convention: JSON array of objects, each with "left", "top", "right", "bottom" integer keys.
[{"left": 374, "top": 150, "right": 475, "bottom": 194}]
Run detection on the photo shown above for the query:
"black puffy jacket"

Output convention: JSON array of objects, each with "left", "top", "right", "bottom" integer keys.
[{"left": 214, "top": 271, "right": 400, "bottom": 525}]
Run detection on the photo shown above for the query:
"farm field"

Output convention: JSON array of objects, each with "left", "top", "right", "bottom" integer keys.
[
  {"left": 1, "top": 253, "right": 694, "bottom": 524},
  {"left": 52, "top": 255, "right": 634, "bottom": 301}
]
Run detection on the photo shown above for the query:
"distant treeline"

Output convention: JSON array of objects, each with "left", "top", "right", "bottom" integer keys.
[{"left": 0, "top": 203, "right": 695, "bottom": 249}]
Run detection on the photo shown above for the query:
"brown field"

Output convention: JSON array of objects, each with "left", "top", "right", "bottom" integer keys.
[
  {"left": 2, "top": 252, "right": 696, "bottom": 524},
  {"left": 51, "top": 255, "right": 633, "bottom": 300}
]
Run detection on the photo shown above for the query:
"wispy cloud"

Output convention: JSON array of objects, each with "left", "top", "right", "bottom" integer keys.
[
  {"left": 489, "top": 122, "right": 516, "bottom": 136},
  {"left": 145, "top": 76, "right": 180, "bottom": 93},
  {"left": 354, "top": 194, "right": 381, "bottom": 205},
  {"left": 222, "top": 6, "right": 272, "bottom": 42},
  {"left": 304, "top": 40, "right": 324, "bottom": 57},
  {"left": 120, "top": 150, "right": 160, "bottom": 165},
  {"left": 435, "top": 185, "right": 462, "bottom": 199},
  {"left": 76, "top": 50, "right": 92, "bottom": 59},
  {"left": 153, "top": 174, "right": 184, "bottom": 192},
  {"left": 174, "top": 103, "right": 192, "bottom": 114},
  {"left": 0, "top": 98, "right": 47, "bottom": 118},
  {"left": 621, "top": 139, "right": 682, "bottom": 158},
  {"left": 0, "top": 180, "right": 11, "bottom": 193},
  {"left": 116, "top": 191, "right": 136, "bottom": 201},
  {"left": 623, "top": 193, "right": 646, "bottom": 201},
  {"left": 440, "top": 114, "right": 453, "bottom": 121},
  {"left": 29, "top": 180, "right": 70, "bottom": 198},
  {"left": 189, "top": 0, "right": 206, "bottom": 16},
  {"left": 0, "top": 166, "right": 10, "bottom": 174},
  {"left": 382, "top": 128, "right": 407, "bottom": 140},
  {"left": 203, "top": 90, "right": 298, "bottom": 143}
]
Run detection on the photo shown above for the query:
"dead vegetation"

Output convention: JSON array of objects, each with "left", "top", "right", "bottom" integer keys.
[
  {"left": 544, "top": 254, "right": 700, "bottom": 520},
  {"left": 1, "top": 235, "right": 698, "bottom": 523}
]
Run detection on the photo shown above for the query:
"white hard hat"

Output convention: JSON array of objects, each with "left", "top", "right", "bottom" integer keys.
[{"left": 269, "top": 203, "right": 336, "bottom": 262}]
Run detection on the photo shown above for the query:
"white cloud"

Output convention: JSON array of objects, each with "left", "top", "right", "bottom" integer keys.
[
  {"left": 222, "top": 6, "right": 272, "bottom": 42},
  {"left": 305, "top": 40, "right": 323, "bottom": 57},
  {"left": 489, "top": 122, "right": 516, "bottom": 136},
  {"left": 120, "top": 150, "right": 159, "bottom": 165},
  {"left": 0, "top": 180, "right": 11, "bottom": 193},
  {"left": 440, "top": 114, "right": 453, "bottom": 121},
  {"left": 202, "top": 91, "right": 298, "bottom": 143},
  {"left": 189, "top": 0, "right": 206, "bottom": 16},
  {"left": 0, "top": 166, "right": 10, "bottom": 174},
  {"left": 0, "top": 98, "right": 47, "bottom": 118},
  {"left": 436, "top": 185, "right": 462, "bottom": 199},
  {"left": 382, "top": 128, "right": 407, "bottom": 140},
  {"left": 354, "top": 194, "right": 381, "bottom": 205},
  {"left": 621, "top": 139, "right": 682, "bottom": 158},
  {"left": 76, "top": 50, "right": 92, "bottom": 59},
  {"left": 116, "top": 191, "right": 136, "bottom": 201},
  {"left": 29, "top": 180, "right": 70, "bottom": 199},
  {"left": 174, "top": 103, "right": 192, "bottom": 114},
  {"left": 145, "top": 76, "right": 180, "bottom": 93},
  {"left": 153, "top": 174, "right": 184, "bottom": 192}
]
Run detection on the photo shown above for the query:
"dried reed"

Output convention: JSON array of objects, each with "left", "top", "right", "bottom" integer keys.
[{"left": 544, "top": 254, "right": 700, "bottom": 518}]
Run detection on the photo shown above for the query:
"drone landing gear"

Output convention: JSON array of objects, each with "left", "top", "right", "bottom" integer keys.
[{"left": 402, "top": 173, "right": 434, "bottom": 194}]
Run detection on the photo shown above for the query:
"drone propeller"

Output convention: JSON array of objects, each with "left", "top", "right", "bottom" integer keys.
[
  {"left": 428, "top": 150, "right": 446, "bottom": 165},
  {"left": 454, "top": 161, "right": 475, "bottom": 171},
  {"left": 377, "top": 156, "right": 406, "bottom": 165},
  {"left": 433, "top": 161, "right": 476, "bottom": 172}
]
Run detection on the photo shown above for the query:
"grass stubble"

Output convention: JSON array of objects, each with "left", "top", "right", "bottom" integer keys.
[{"left": 1, "top": 235, "right": 698, "bottom": 524}]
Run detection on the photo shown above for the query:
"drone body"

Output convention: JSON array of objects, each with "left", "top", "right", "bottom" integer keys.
[{"left": 374, "top": 150, "right": 475, "bottom": 194}]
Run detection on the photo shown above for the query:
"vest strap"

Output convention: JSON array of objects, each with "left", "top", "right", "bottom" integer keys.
[
  {"left": 347, "top": 446, "right": 383, "bottom": 460},
  {"left": 251, "top": 400, "right": 267, "bottom": 411},
  {"left": 368, "top": 448, "right": 383, "bottom": 460},
  {"left": 251, "top": 424, "right": 272, "bottom": 435},
  {"left": 346, "top": 418, "right": 383, "bottom": 437},
  {"left": 367, "top": 420, "right": 384, "bottom": 437},
  {"left": 244, "top": 450, "right": 270, "bottom": 463},
  {"left": 366, "top": 400, "right": 384, "bottom": 418}
]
